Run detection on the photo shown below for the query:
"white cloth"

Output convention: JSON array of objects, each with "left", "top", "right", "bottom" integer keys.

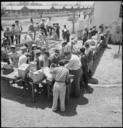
[
  {"left": 18, "top": 54, "right": 27, "bottom": 67},
  {"left": 46, "top": 19, "right": 52, "bottom": 26},
  {"left": 65, "top": 54, "right": 81, "bottom": 70}
]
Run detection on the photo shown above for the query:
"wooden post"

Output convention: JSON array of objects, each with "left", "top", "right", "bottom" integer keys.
[{"left": 72, "top": 11, "right": 75, "bottom": 34}]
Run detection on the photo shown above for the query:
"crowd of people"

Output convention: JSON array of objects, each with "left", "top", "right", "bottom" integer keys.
[{"left": 1, "top": 16, "right": 109, "bottom": 112}]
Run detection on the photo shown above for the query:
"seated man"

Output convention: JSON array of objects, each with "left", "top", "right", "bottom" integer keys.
[
  {"left": 50, "top": 61, "right": 69, "bottom": 112},
  {"left": 9, "top": 45, "right": 19, "bottom": 68}
]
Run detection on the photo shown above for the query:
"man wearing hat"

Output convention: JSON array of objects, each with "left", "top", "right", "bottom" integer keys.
[
  {"left": 50, "top": 49, "right": 61, "bottom": 66},
  {"left": 80, "top": 47, "right": 89, "bottom": 91},
  {"left": 30, "top": 44, "right": 37, "bottom": 61}
]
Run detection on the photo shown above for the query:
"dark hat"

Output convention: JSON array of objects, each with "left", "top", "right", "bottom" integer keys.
[
  {"left": 80, "top": 47, "right": 85, "bottom": 53},
  {"left": 62, "top": 42, "right": 67, "bottom": 47}
]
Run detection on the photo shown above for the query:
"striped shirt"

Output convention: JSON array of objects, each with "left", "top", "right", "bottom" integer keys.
[
  {"left": 51, "top": 66, "right": 69, "bottom": 82},
  {"left": 65, "top": 54, "right": 81, "bottom": 70}
]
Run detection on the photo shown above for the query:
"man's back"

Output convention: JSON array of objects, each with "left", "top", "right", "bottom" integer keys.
[{"left": 51, "top": 66, "right": 69, "bottom": 82}]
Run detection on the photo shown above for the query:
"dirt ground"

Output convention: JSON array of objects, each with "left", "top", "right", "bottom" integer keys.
[{"left": 1, "top": 44, "right": 122, "bottom": 127}]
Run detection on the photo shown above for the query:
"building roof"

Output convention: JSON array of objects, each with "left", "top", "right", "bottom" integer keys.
[{"left": 4, "top": 5, "right": 91, "bottom": 11}]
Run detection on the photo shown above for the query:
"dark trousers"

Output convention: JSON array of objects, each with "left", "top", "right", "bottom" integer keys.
[
  {"left": 69, "top": 68, "right": 82, "bottom": 97},
  {"left": 81, "top": 66, "right": 88, "bottom": 89},
  {"left": 15, "top": 35, "right": 21, "bottom": 44},
  {"left": 11, "top": 36, "right": 14, "bottom": 45}
]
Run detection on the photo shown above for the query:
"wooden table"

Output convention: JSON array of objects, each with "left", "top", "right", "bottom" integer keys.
[{"left": 1, "top": 68, "right": 74, "bottom": 104}]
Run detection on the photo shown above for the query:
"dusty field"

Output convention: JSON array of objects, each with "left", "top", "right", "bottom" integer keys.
[{"left": 1, "top": 44, "right": 122, "bottom": 127}]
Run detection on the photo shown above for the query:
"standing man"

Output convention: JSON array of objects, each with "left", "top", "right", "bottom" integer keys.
[
  {"left": 64, "top": 52, "right": 82, "bottom": 97},
  {"left": 50, "top": 61, "right": 69, "bottom": 112},
  {"left": 10, "top": 24, "right": 16, "bottom": 45},
  {"left": 62, "top": 25, "right": 68, "bottom": 41},
  {"left": 46, "top": 17, "right": 52, "bottom": 37},
  {"left": 9, "top": 45, "right": 18, "bottom": 68},
  {"left": 15, "top": 20, "right": 23, "bottom": 44},
  {"left": 84, "top": 42, "right": 94, "bottom": 78},
  {"left": 80, "top": 47, "right": 89, "bottom": 91}
]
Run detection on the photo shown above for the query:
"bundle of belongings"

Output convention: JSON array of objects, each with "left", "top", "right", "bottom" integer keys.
[{"left": 1, "top": 62, "right": 14, "bottom": 75}]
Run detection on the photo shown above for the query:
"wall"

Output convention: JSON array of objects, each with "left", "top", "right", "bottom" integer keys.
[{"left": 93, "top": 1, "right": 121, "bottom": 27}]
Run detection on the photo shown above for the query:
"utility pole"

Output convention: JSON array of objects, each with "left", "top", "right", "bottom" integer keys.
[{"left": 72, "top": 8, "right": 75, "bottom": 34}]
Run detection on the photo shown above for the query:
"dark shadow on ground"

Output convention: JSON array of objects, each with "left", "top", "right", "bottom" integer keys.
[
  {"left": 53, "top": 94, "right": 88, "bottom": 116},
  {"left": 1, "top": 79, "right": 88, "bottom": 117}
]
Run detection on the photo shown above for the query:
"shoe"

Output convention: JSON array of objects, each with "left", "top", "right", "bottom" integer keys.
[
  {"left": 61, "top": 109, "right": 65, "bottom": 112},
  {"left": 52, "top": 109, "right": 57, "bottom": 112}
]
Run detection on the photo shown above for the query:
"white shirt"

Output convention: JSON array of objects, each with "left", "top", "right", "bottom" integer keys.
[
  {"left": 46, "top": 19, "right": 52, "bottom": 26},
  {"left": 18, "top": 54, "right": 27, "bottom": 67},
  {"left": 65, "top": 54, "right": 81, "bottom": 70}
]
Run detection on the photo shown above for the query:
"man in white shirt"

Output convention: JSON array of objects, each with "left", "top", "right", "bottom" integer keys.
[
  {"left": 64, "top": 52, "right": 82, "bottom": 97},
  {"left": 46, "top": 17, "right": 52, "bottom": 36},
  {"left": 18, "top": 47, "right": 27, "bottom": 67}
]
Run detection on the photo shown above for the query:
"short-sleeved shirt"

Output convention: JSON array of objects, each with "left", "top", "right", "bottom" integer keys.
[
  {"left": 51, "top": 66, "right": 69, "bottom": 82},
  {"left": 65, "top": 54, "right": 81, "bottom": 70},
  {"left": 18, "top": 54, "right": 27, "bottom": 67}
]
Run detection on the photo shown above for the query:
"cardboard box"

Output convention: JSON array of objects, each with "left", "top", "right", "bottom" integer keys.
[
  {"left": 18, "top": 63, "right": 30, "bottom": 78},
  {"left": 29, "top": 69, "right": 44, "bottom": 83}
]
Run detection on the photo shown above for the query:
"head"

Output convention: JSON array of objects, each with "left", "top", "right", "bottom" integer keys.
[
  {"left": 44, "top": 51, "right": 50, "bottom": 59},
  {"left": 35, "top": 50, "right": 41, "bottom": 58},
  {"left": 6, "top": 27, "right": 10, "bottom": 31},
  {"left": 80, "top": 47, "right": 85, "bottom": 54},
  {"left": 54, "top": 49, "right": 60, "bottom": 57},
  {"left": 15, "top": 20, "right": 19, "bottom": 25},
  {"left": 11, "top": 45, "right": 16, "bottom": 52},
  {"left": 41, "top": 47, "right": 46, "bottom": 54},
  {"left": 58, "top": 60, "right": 65, "bottom": 66},
  {"left": 49, "top": 17, "right": 51, "bottom": 20},
  {"left": 32, "top": 44, "right": 37, "bottom": 51},
  {"left": 62, "top": 42, "right": 67, "bottom": 48},
  {"left": 12, "top": 24, "right": 15, "bottom": 28},
  {"left": 64, "top": 52, "right": 72, "bottom": 60},
  {"left": 64, "top": 25, "right": 66, "bottom": 28},
  {"left": 84, "top": 42, "right": 90, "bottom": 49},
  {"left": 25, "top": 52, "right": 31, "bottom": 60}
]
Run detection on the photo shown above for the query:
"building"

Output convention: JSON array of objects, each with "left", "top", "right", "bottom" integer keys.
[
  {"left": 2, "top": 5, "right": 93, "bottom": 19},
  {"left": 93, "top": 1, "right": 121, "bottom": 27}
]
